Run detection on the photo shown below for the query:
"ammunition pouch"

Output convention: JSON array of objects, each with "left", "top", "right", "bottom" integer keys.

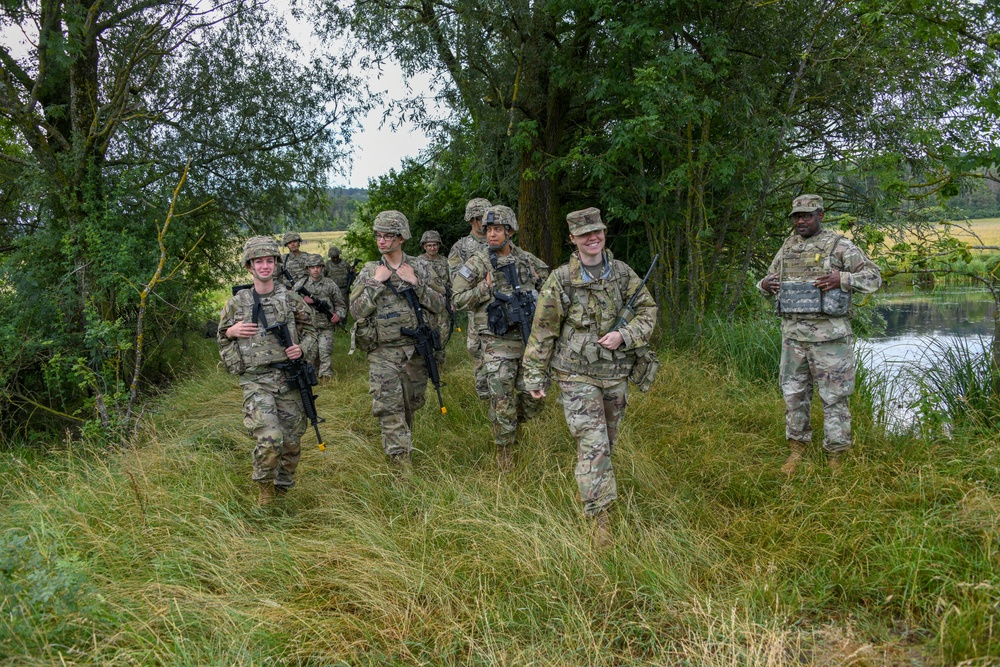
[
  {"left": 776, "top": 281, "right": 851, "bottom": 317},
  {"left": 486, "top": 299, "right": 513, "bottom": 336},
  {"left": 219, "top": 341, "right": 246, "bottom": 375},
  {"left": 350, "top": 317, "right": 378, "bottom": 355},
  {"left": 628, "top": 346, "right": 660, "bottom": 392}
]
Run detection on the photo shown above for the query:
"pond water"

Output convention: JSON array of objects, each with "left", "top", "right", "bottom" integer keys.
[{"left": 856, "top": 290, "right": 995, "bottom": 429}]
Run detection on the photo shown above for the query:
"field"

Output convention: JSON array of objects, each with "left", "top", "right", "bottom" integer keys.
[
  {"left": 944, "top": 217, "right": 1000, "bottom": 249},
  {"left": 298, "top": 230, "right": 348, "bottom": 251},
  {"left": 1, "top": 330, "right": 998, "bottom": 665}
]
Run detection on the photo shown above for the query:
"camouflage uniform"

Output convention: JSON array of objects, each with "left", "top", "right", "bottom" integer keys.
[
  {"left": 453, "top": 241, "right": 549, "bottom": 449},
  {"left": 281, "top": 251, "right": 310, "bottom": 287},
  {"left": 351, "top": 230, "right": 446, "bottom": 457},
  {"left": 293, "top": 268, "right": 347, "bottom": 378},
  {"left": 323, "top": 246, "right": 351, "bottom": 305},
  {"left": 218, "top": 276, "right": 317, "bottom": 491},
  {"left": 758, "top": 195, "right": 882, "bottom": 454},
  {"left": 449, "top": 198, "right": 492, "bottom": 398},
  {"left": 523, "top": 209, "right": 657, "bottom": 517},
  {"left": 419, "top": 239, "right": 453, "bottom": 367}
]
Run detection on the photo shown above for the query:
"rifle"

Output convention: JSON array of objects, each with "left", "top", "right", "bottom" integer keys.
[
  {"left": 295, "top": 284, "right": 337, "bottom": 323},
  {"left": 487, "top": 251, "right": 537, "bottom": 345},
  {"left": 611, "top": 254, "right": 659, "bottom": 331},
  {"left": 395, "top": 282, "right": 447, "bottom": 415},
  {"left": 345, "top": 259, "right": 362, "bottom": 291},
  {"left": 264, "top": 322, "right": 327, "bottom": 451}
]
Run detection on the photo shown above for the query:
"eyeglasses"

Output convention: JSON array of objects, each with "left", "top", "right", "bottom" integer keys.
[{"left": 374, "top": 232, "right": 398, "bottom": 241}]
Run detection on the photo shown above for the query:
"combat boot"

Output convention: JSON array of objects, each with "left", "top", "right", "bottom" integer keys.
[
  {"left": 780, "top": 440, "right": 807, "bottom": 475},
  {"left": 591, "top": 510, "right": 612, "bottom": 551},
  {"left": 827, "top": 451, "right": 842, "bottom": 472},
  {"left": 390, "top": 452, "right": 412, "bottom": 469},
  {"left": 257, "top": 483, "right": 276, "bottom": 506},
  {"left": 497, "top": 446, "right": 515, "bottom": 473}
]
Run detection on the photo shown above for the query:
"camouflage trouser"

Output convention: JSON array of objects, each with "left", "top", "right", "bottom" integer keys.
[
  {"left": 780, "top": 337, "right": 856, "bottom": 453},
  {"left": 482, "top": 338, "right": 545, "bottom": 448},
  {"left": 466, "top": 316, "right": 487, "bottom": 398},
  {"left": 368, "top": 345, "right": 429, "bottom": 456},
  {"left": 315, "top": 327, "right": 335, "bottom": 377},
  {"left": 241, "top": 377, "right": 306, "bottom": 488},
  {"left": 559, "top": 379, "right": 627, "bottom": 516}
]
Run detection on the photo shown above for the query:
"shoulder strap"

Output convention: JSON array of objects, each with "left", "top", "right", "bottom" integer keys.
[{"left": 251, "top": 289, "right": 269, "bottom": 328}]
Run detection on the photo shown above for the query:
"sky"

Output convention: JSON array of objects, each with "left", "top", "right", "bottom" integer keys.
[{"left": 335, "top": 65, "right": 438, "bottom": 190}]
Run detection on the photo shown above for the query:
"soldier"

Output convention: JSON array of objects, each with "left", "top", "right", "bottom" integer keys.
[
  {"left": 758, "top": 194, "right": 882, "bottom": 472},
  {"left": 323, "top": 245, "right": 351, "bottom": 306},
  {"left": 522, "top": 207, "right": 657, "bottom": 547},
  {"left": 448, "top": 197, "right": 491, "bottom": 398},
  {"left": 280, "top": 232, "right": 310, "bottom": 287},
  {"left": 350, "top": 211, "right": 446, "bottom": 464},
  {"left": 452, "top": 206, "right": 549, "bottom": 471},
  {"left": 418, "top": 230, "right": 454, "bottom": 367},
  {"left": 217, "top": 236, "right": 317, "bottom": 506},
  {"left": 294, "top": 253, "right": 347, "bottom": 379}
]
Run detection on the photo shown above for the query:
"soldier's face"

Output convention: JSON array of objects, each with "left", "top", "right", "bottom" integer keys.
[
  {"left": 570, "top": 229, "right": 606, "bottom": 262},
  {"left": 423, "top": 242, "right": 440, "bottom": 256},
  {"left": 470, "top": 216, "right": 484, "bottom": 234},
  {"left": 375, "top": 232, "right": 402, "bottom": 254},
  {"left": 308, "top": 265, "right": 323, "bottom": 279},
  {"left": 485, "top": 224, "right": 509, "bottom": 248},
  {"left": 791, "top": 210, "right": 823, "bottom": 238},
  {"left": 249, "top": 256, "right": 276, "bottom": 281},
  {"left": 286, "top": 240, "right": 301, "bottom": 253},
  {"left": 329, "top": 256, "right": 340, "bottom": 264}
]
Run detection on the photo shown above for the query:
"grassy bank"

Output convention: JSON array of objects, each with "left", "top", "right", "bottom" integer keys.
[{"left": 2, "top": 332, "right": 999, "bottom": 665}]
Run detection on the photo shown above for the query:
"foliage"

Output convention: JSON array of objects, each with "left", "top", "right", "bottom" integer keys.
[
  {"left": 911, "top": 337, "right": 999, "bottom": 434},
  {"left": 344, "top": 158, "right": 472, "bottom": 262},
  {"left": 1, "top": 334, "right": 999, "bottom": 664},
  {"left": 0, "top": 0, "right": 366, "bottom": 435}
]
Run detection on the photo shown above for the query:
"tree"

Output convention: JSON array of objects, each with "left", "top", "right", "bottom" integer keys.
[{"left": 0, "top": 0, "right": 366, "bottom": 434}]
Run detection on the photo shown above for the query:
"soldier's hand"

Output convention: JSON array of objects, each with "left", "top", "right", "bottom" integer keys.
[
  {"left": 598, "top": 331, "right": 625, "bottom": 350},
  {"left": 814, "top": 270, "right": 842, "bottom": 291},
  {"left": 303, "top": 295, "right": 314, "bottom": 304},
  {"left": 329, "top": 314, "right": 341, "bottom": 324},
  {"left": 285, "top": 344, "right": 303, "bottom": 360},
  {"left": 484, "top": 272, "right": 492, "bottom": 288},
  {"left": 761, "top": 273, "right": 780, "bottom": 294},
  {"left": 226, "top": 320, "right": 258, "bottom": 339},
  {"left": 396, "top": 263, "right": 418, "bottom": 285},
  {"left": 530, "top": 389, "right": 546, "bottom": 399},
  {"left": 373, "top": 264, "right": 393, "bottom": 282}
]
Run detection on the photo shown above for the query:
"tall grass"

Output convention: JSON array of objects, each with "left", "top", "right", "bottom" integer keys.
[
  {"left": 910, "top": 336, "right": 999, "bottom": 431},
  {"left": 2, "top": 330, "right": 999, "bottom": 665}
]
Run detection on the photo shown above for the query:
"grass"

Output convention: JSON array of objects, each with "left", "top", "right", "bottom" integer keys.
[
  {"left": 2, "top": 330, "right": 999, "bottom": 665},
  {"left": 946, "top": 218, "right": 1000, "bottom": 249}
]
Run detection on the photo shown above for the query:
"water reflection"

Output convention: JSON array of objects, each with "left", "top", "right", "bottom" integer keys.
[{"left": 857, "top": 290, "right": 994, "bottom": 430}]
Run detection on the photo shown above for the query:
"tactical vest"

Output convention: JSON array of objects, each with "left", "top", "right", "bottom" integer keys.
[
  {"left": 223, "top": 288, "right": 298, "bottom": 373},
  {"left": 370, "top": 276, "right": 421, "bottom": 346},
  {"left": 550, "top": 260, "right": 633, "bottom": 380},
  {"left": 777, "top": 231, "right": 851, "bottom": 318},
  {"left": 477, "top": 251, "right": 537, "bottom": 337}
]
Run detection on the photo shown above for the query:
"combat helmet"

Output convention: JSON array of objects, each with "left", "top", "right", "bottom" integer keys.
[
  {"left": 464, "top": 198, "right": 492, "bottom": 222},
  {"left": 242, "top": 235, "right": 281, "bottom": 266},
  {"left": 420, "top": 230, "right": 442, "bottom": 245},
  {"left": 327, "top": 245, "right": 341, "bottom": 258},
  {"left": 304, "top": 253, "right": 325, "bottom": 267},
  {"left": 282, "top": 231, "right": 303, "bottom": 246},
  {"left": 373, "top": 210, "right": 411, "bottom": 240},
  {"left": 483, "top": 205, "right": 517, "bottom": 232}
]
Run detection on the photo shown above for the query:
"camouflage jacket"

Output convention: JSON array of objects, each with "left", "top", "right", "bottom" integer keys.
[
  {"left": 452, "top": 245, "right": 549, "bottom": 342},
  {"left": 447, "top": 233, "right": 487, "bottom": 287},
  {"left": 758, "top": 229, "right": 882, "bottom": 342},
  {"left": 217, "top": 283, "right": 317, "bottom": 382},
  {"left": 323, "top": 259, "right": 349, "bottom": 290},
  {"left": 292, "top": 276, "right": 347, "bottom": 329},
  {"left": 419, "top": 254, "right": 451, "bottom": 294},
  {"left": 349, "top": 253, "right": 446, "bottom": 348},
  {"left": 280, "top": 251, "right": 310, "bottom": 287},
  {"left": 522, "top": 250, "right": 657, "bottom": 389}
]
